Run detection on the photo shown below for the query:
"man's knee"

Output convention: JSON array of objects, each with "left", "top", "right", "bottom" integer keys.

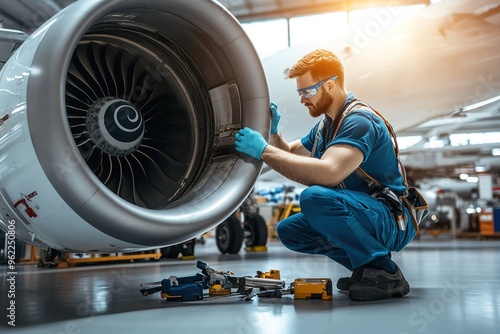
[
  {"left": 300, "top": 185, "right": 342, "bottom": 214},
  {"left": 300, "top": 185, "right": 323, "bottom": 207},
  {"left": 276, "top": 214, "right": 304, "bottom": 242},
  {"left": 276, "top": 219, "right": 291, "bottom": 240}
]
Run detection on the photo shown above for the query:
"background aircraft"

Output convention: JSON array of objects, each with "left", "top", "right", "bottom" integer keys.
[
  {"left": 262, "top": 0, "right": 500, "bottom": 139},
  {"left": 0, "top": 0, "right": 498, "bottom": 254}
]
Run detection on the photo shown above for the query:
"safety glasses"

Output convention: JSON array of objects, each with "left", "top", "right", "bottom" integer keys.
[{"left": 297, "top": 76, "right": 338, "bottom": 99}]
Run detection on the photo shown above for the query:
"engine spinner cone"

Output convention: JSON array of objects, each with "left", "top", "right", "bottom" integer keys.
[{"left": 87, "top": 97, "right": 145, "bottom": 156}]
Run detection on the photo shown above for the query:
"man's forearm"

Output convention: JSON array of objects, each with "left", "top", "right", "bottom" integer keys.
[
  {"left": 268, "top": 132, "right": 291, "bottom": 152},
  {"left": 261, "top": 145, "right": 337, "bottom": 187}
]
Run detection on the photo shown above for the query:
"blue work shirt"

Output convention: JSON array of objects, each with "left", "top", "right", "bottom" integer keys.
[{"left": 301, "top": 92, "right": 406, "bottom": 196}]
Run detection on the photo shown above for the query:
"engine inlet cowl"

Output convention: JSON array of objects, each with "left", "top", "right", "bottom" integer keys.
[{"left": 14, "top": 0, "right": 270, "bottom": 249}]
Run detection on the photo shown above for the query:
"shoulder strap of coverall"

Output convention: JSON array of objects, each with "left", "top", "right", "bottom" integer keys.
[
  {"left": 310, "top": 120, "right": 324, "bottom": 158},
  {"left": 311, "top": 99, "right": 410, "bottom": 194},
  {"left": 310, "top": 98, "right": 359, "bottom": 158},
  {"left": 343, "top": 100, "right": 410, "bottom": 197}
]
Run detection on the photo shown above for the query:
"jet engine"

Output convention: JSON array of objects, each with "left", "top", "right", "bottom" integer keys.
[{"left": 0, "top": 0, "right": 269, "bottom": 252}]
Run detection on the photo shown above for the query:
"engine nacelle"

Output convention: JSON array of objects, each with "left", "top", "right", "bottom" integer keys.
[{"left": 0, "top": 0, "right": 269, "bottom": 252}]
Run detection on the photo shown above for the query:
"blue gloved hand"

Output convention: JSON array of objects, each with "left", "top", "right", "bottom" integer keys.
[
  {"left": 235, "top": 127, "right": 268, "bottom": 160},
  {"left": 270, "top": 102, "right": 281, "bottom": 135}
]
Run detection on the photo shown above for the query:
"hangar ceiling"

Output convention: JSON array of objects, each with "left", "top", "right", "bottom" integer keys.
[
  {"left": 0, "top": 0, "right": 431, "bottom": 33},
  {"left": 217, "top": 0, "right": 430, "bottom": 22},
  {"left": 0, "top": 0, "right": 499, "bottom": 189}
]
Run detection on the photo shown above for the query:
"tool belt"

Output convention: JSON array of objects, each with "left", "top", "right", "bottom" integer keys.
[
  {"left": 371, "top": 187, "right": 406, "bottom": 231},
  {"left": 370, "top": 184, "right": 428, "bottom": 231},
  {"left": 401, "top": 187, "right": 429, "bottom": 231},
  {"left": 356, "top": 165, "right": 429, "bottom": 232}
]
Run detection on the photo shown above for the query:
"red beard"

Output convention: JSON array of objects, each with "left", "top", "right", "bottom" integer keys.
[{"left": 306, "top": 89, "right": 334, "bottom": 118}]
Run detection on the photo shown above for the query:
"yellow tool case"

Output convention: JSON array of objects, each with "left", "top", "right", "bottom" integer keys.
[{"left": 293, "top": 278, "right": 332, "bottom": 300}]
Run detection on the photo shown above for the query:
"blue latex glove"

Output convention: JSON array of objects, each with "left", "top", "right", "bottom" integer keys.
[
  {"left": 270, "top": 102, "right": 281, "bottom": 135},
  {"left": 235, "top": 127, "right": 268, "bottom": 160}
]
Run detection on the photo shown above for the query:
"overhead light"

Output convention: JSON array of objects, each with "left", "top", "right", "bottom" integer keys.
[
  {"left": 459, "top": 173, "right": 469, "bottom": 180},
  {"left": 474, "top": 166, "right": 487, "bottom": 172},
  {"left": 466, "top": 208, "right": 476, "bottom": 214},
  {"left": 492, "top": 148, "right": 500, "bottom": 156},
  {"left": 466, "top": 207, "right": 482, "bottom": 214},
  {"left": 467, "top": 176, "right": 479, "bottom": 183}
]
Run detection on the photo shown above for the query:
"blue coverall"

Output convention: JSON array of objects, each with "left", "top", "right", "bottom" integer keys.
[{"left": 276, "top": 92, "right": 416, "bottom": 271}]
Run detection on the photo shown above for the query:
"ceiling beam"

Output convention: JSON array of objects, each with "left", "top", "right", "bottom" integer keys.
[{"left": 235, "top": 0, "right": 431, "bottom": 22}]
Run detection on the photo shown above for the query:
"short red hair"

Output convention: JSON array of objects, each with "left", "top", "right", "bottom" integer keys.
[{"left": 288, "top": 49, "right": 345, "bottom": 88}]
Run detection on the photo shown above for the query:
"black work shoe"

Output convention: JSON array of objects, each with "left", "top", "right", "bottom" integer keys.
[
  {"left": 336, "top": 266, "right": 365, "bottom": 292},
  {"left": 348, "top": 265, "right": 410, "bottom": 301}
]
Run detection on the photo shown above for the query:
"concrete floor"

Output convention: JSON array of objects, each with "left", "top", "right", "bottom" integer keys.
[{"left": 1, "top": 236, "right": 500, "bottom": 334}]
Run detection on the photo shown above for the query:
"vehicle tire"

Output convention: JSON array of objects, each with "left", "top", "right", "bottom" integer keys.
[
  {"left": 216, "top": 215, "right": 243, "bottom": 254},
  {"left": 244, "top": 213, "right": 268, "bottom": 247},
  {"left": 160, "top": 244, "right": 182, "bottom": 259},
  {"left": 0, "top": 233, "right": 24, "bottom": 264},
  {"left": 161, "top": 238, "right": 196, "bottom": 258},
  {"left": 0, "top": 232, "right": 6, "bottom": 264},
  {"left": 14, "top": 238, "right": 23, "bottom": 263},
  {"left": 45, "top": 248, "right": 60, "bottom": 262}
]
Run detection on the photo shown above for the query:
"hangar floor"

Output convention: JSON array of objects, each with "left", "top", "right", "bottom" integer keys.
[{"left": 1, "top": 236, "right": 500, "bottom": 334}]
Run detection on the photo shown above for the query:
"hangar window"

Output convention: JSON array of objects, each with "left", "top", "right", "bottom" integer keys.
[
  {"left": 242, "top": 19, "right": 288, "bottom": 58},
  {"left": 289, "top": 12, "right": 348, "bottom": 46},
  {"left": 450, "top": 132, "right": 500, "bottom": 147},
  {"left": 398, "top": 136, "right": 422, "bottom": 150},
  {"left": 242, "top": 4, "right": 426, "bottom": 58}
]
